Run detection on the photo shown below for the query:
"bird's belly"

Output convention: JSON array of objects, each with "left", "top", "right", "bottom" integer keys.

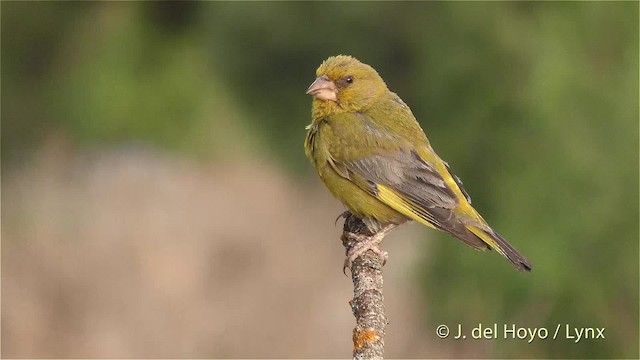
[{"left": 317, "top": 162, "right": 408, "bottom": 225}]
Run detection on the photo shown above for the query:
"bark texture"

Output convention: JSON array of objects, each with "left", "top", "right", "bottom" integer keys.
[{"left": 342, "top": 213, "right": 387, "bottom": 360}]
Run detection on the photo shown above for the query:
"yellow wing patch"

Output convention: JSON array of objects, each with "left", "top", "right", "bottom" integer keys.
[{"left": 376, "top": 184, "right": 439, "bottom": 230}]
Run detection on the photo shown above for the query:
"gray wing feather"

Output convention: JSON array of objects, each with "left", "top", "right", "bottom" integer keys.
[
  {"left": 345, "top": 150, "right": 459, "bottom": 211},
  {"left": 345, "top": 152, "right": 489, "bottom": 251}
]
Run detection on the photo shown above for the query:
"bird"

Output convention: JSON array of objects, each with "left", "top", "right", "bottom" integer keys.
[{"left": 304, "top": 55, "right": 532, "bottom": 272}]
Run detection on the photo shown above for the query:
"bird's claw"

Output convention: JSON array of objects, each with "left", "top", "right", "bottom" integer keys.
[
  {"left": 335, "top": 211, "right": 351, "bottom": 227},
  {"left": 341, "top": 231, "right": 388, "bottom": 275}
]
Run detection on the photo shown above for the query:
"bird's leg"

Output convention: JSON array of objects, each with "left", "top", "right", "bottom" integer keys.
[{"left": 342, "top": 223, "right": 397, "bottom": 274}]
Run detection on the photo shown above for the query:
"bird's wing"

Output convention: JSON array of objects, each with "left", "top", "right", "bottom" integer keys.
[
  {"left": 322, "top": 111, "right": 467, "bottom": 232},
  {"left": 343, "top": 151, "right": 460, "bottom": 230}
]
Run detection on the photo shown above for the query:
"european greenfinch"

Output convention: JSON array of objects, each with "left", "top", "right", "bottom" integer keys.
[{"left": 304, "top": 55, "right": 532, "bottom": 272}]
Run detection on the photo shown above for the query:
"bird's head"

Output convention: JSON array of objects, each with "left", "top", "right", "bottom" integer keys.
[{"left": 306, "top": 55, "right": 388, "bottom": 113}]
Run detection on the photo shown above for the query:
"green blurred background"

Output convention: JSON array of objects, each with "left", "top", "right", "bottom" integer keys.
[{"left": 2, "top": 2, "right": 638, "bottom": 359}]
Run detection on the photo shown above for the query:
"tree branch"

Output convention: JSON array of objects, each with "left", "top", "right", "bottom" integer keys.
[{"left": 341, "top": 213, "right": 387, "bottom": 360}]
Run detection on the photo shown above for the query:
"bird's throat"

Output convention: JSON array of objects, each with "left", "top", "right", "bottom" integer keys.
[{"left": 312, "top": 98, "right": 345, "bottom": 120}]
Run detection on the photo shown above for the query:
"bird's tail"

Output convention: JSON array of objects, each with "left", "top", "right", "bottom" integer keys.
[{"left": 466, "top": 225, "right": 532, "bottom": 272}]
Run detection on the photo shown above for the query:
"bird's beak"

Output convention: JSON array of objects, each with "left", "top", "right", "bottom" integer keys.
[{"left": 306, "top": 75, "right": 337, "bottom": 102}]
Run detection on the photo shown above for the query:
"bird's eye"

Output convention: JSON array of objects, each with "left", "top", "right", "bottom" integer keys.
[{"left": 346, "top": 76, "right": 354, "bottom": 84}]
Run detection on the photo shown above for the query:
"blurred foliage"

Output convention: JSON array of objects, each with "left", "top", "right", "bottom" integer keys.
[{"left": 2, "top": 2, "right": 638, "bottom": 358}]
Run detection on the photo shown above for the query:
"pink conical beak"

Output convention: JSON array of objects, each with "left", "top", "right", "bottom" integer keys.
[{"left": 306, "top": 75, "right": 337, "bottom": 102}]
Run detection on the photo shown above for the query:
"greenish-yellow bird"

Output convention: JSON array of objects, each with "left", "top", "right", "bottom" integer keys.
[{"left": 304, "top": 55, "right": 531, "bottom": 272}]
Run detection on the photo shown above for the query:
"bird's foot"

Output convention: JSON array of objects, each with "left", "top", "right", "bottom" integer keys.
[{"left": 341, "top": 224, "right": 397, "bottom": 275}]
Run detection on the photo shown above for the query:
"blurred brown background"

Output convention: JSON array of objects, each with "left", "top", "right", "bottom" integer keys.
[
  {"left": 2, "top": 2, "right": 638, "bottom": 358},
  {"left": 3, "top": 145, "right": 446, "bottom": 357}
]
